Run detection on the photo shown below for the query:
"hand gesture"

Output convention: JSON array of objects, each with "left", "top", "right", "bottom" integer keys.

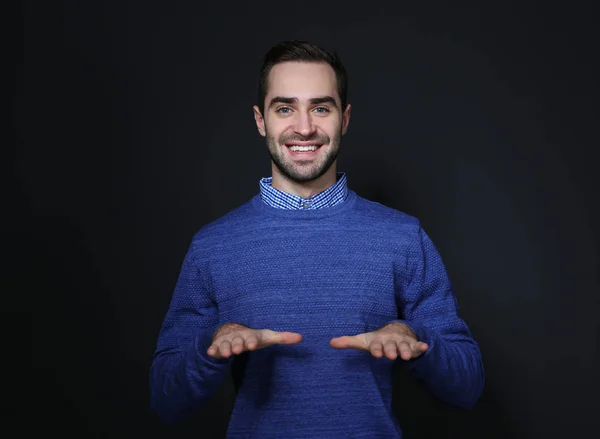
[
  {"left": 207, "top": 322, "right": 302, "bottom": 360},
  {"left": 330, "top": 322, "right": 429, "bottom": 360}
]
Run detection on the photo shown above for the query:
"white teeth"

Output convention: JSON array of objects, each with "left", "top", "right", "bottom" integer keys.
[{"left": 289, "top": 145, "right": 319, "bottom": 152}]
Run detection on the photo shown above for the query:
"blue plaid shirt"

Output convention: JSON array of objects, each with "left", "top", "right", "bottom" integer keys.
[{"left": 259, "top": 172, "right": 348, "bottom": 209}]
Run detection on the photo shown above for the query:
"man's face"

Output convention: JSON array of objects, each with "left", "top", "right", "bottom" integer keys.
[{"left": 254, "top": 61, "right": 351, "bottom": 183}]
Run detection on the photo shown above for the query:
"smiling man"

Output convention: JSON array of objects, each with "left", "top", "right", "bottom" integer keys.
[
  {"left": 255, "top": 60, "right": 349, "bottom": 196},
  {"left": 150, "top": 40, "right": 484, "bottom": 438}
]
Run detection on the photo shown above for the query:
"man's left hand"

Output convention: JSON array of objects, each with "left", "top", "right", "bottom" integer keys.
[{"left": 330, "top": 322, "right": 429, "bottom": 360}]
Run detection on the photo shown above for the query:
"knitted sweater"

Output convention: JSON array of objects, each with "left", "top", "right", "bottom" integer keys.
[{"left": 150, "top": 189, "right": 484, "bottom": 438}]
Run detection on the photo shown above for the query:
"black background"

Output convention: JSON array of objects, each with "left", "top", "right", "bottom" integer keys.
[{"left": 19, "top": 1, "right": 599, "bottom": 438}]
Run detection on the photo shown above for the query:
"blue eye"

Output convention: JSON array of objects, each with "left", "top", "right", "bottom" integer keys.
[
  {"left": 276, "top": 107, "right": 291, "bottom": 114},
  {"left": 314, "top": 107, "right": 330, "bottom": 113}
]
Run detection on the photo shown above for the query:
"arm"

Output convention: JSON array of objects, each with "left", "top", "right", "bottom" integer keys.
[
  {"left": 149, "top": 241, "right": 233, "bottom": 424},
  {"left": 393, "top": 226, "right": 484, "bottom": 409}
]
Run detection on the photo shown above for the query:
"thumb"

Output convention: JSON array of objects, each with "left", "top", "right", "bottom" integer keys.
[
  {"left": 258, "top": 329, "right": 302, "bottom": 346},
  {"left": 330, "top": 334, "right": 367, "bottom": 350}
]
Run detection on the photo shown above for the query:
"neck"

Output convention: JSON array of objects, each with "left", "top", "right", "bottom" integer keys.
[{"left": 271, "top": 164, "right": 338, "bottom": 199}]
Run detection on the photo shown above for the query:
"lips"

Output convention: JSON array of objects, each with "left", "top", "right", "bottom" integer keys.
[{"left": 284, "top": 142, "right": 323, "bottom": 147}]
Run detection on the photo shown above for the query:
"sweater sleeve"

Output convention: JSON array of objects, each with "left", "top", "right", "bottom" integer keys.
[
  {"left": 149, "top": 241, "right": 233, "bottom": 424},
  {"left": 393, "top": 225, "right": 484, "bottom": 409}
]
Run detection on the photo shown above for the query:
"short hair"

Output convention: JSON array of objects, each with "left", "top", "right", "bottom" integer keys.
[{"left": 257, "top": 40, "right": 348, "bottom": 114}]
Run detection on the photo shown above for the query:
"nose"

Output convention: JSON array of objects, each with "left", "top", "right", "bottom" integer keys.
[{"left": 293, "top": 111, "right": 316, "bottom": 138}]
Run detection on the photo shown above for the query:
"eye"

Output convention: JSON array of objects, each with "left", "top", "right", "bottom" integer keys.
[
  {"left": 276, "top": 107, "right": 292, "bottom": 114},
  {"left": 313, "top": 106, "right": 330, "bottom": 114}
]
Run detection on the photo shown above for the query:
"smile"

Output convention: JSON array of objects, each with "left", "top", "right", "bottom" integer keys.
[{"left": 287, "top": 145, "right": 321, "bottom": 152}]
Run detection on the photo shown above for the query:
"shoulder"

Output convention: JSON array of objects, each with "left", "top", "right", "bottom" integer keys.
[
  {"left": 352, "top": 193, "right": 434, "bottom": 255},
  {"left": 352, "top": 192, "right": 421, "bottom": 229},
  {"left": 188, "top": 197, "right": 258, "bottom": 253}
]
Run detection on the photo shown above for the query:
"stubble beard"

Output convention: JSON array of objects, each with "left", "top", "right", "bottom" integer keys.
[{"left": 265, "top": 128, "right": 342, "bottom": 183}]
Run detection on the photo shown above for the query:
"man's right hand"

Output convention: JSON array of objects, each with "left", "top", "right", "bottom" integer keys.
[{"left": 207, "top": 322, "right": 302, "bottom": 359}]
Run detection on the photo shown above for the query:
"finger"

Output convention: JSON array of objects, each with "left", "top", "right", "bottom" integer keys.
[
  {"left": 330, "top": 335, "right": 365, "bottom": 350},
  {"left": 219, "top": 340, "right": 233, "bottom": 358},
  {"left": 207, "top": 345, "right": 219, "bottom": 358},
  {"left": 416, "top": 341, "right": 429, "bottom": 352},
  {"left": 369, "top": 340, "right": 385, "bottom": 358},
  {"left": 244, "top": 334, "right": 259, "bottom": 351},
  {"left": 230, "top": 335, "right": 245, "bottom": 354},
  {"left": 398, "top": 341, "right": 413, "bottom": 360},
  {"left": 401, "top": 341, "right": 429, "bottom": 360},
  {"left": 383, "top": 340, "right": 399, "bottom": 360},
  {"left": 411, "top": 341, "right": 429, "bottom": 357}
]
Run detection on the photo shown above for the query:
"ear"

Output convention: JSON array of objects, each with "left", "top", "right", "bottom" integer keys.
[
  {"left": 253, "top": 105, "right": 266, "bottom": 137},
  {"left": 341, "top": 104, "right": 352, "bottom": 135}
]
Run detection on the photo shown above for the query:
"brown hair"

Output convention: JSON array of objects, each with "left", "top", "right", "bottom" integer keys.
[{"left": 257, "top": 40, "right": 348, "bottom": 114}]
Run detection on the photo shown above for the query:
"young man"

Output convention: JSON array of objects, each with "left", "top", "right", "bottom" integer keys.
[{"left": 150, "top": 40, "right": 484, "bottom": 438}]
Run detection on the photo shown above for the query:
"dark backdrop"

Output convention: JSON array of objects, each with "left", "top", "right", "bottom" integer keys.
[{"left": 19, "top": 2, "right": 599, "bottom": 438}]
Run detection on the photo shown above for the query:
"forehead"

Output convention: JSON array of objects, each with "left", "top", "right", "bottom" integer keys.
[{"left": 267, "top": 61, "right": 338, "bottom": 102}]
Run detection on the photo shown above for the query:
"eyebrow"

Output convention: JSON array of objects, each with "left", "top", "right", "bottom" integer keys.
[{"left": 268, "top": 96, "right": 338, "bottom": 110}]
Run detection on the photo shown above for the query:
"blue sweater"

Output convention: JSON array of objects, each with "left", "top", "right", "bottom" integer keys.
[{"left": 150, "top": 189, "right": 484, "bottom": 438}]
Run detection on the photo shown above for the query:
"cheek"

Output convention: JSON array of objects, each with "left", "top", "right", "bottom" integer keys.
[
  {"left": 321, "top": 119, "right": 342, "bottom": 135},
  {"left": 265, "top": 119, "right": 285, "bottom": 136}
]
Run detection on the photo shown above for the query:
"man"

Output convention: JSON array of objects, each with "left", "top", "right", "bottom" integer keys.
[{"left": 150, "top": 40, "right": 484, "bottom": 438}]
